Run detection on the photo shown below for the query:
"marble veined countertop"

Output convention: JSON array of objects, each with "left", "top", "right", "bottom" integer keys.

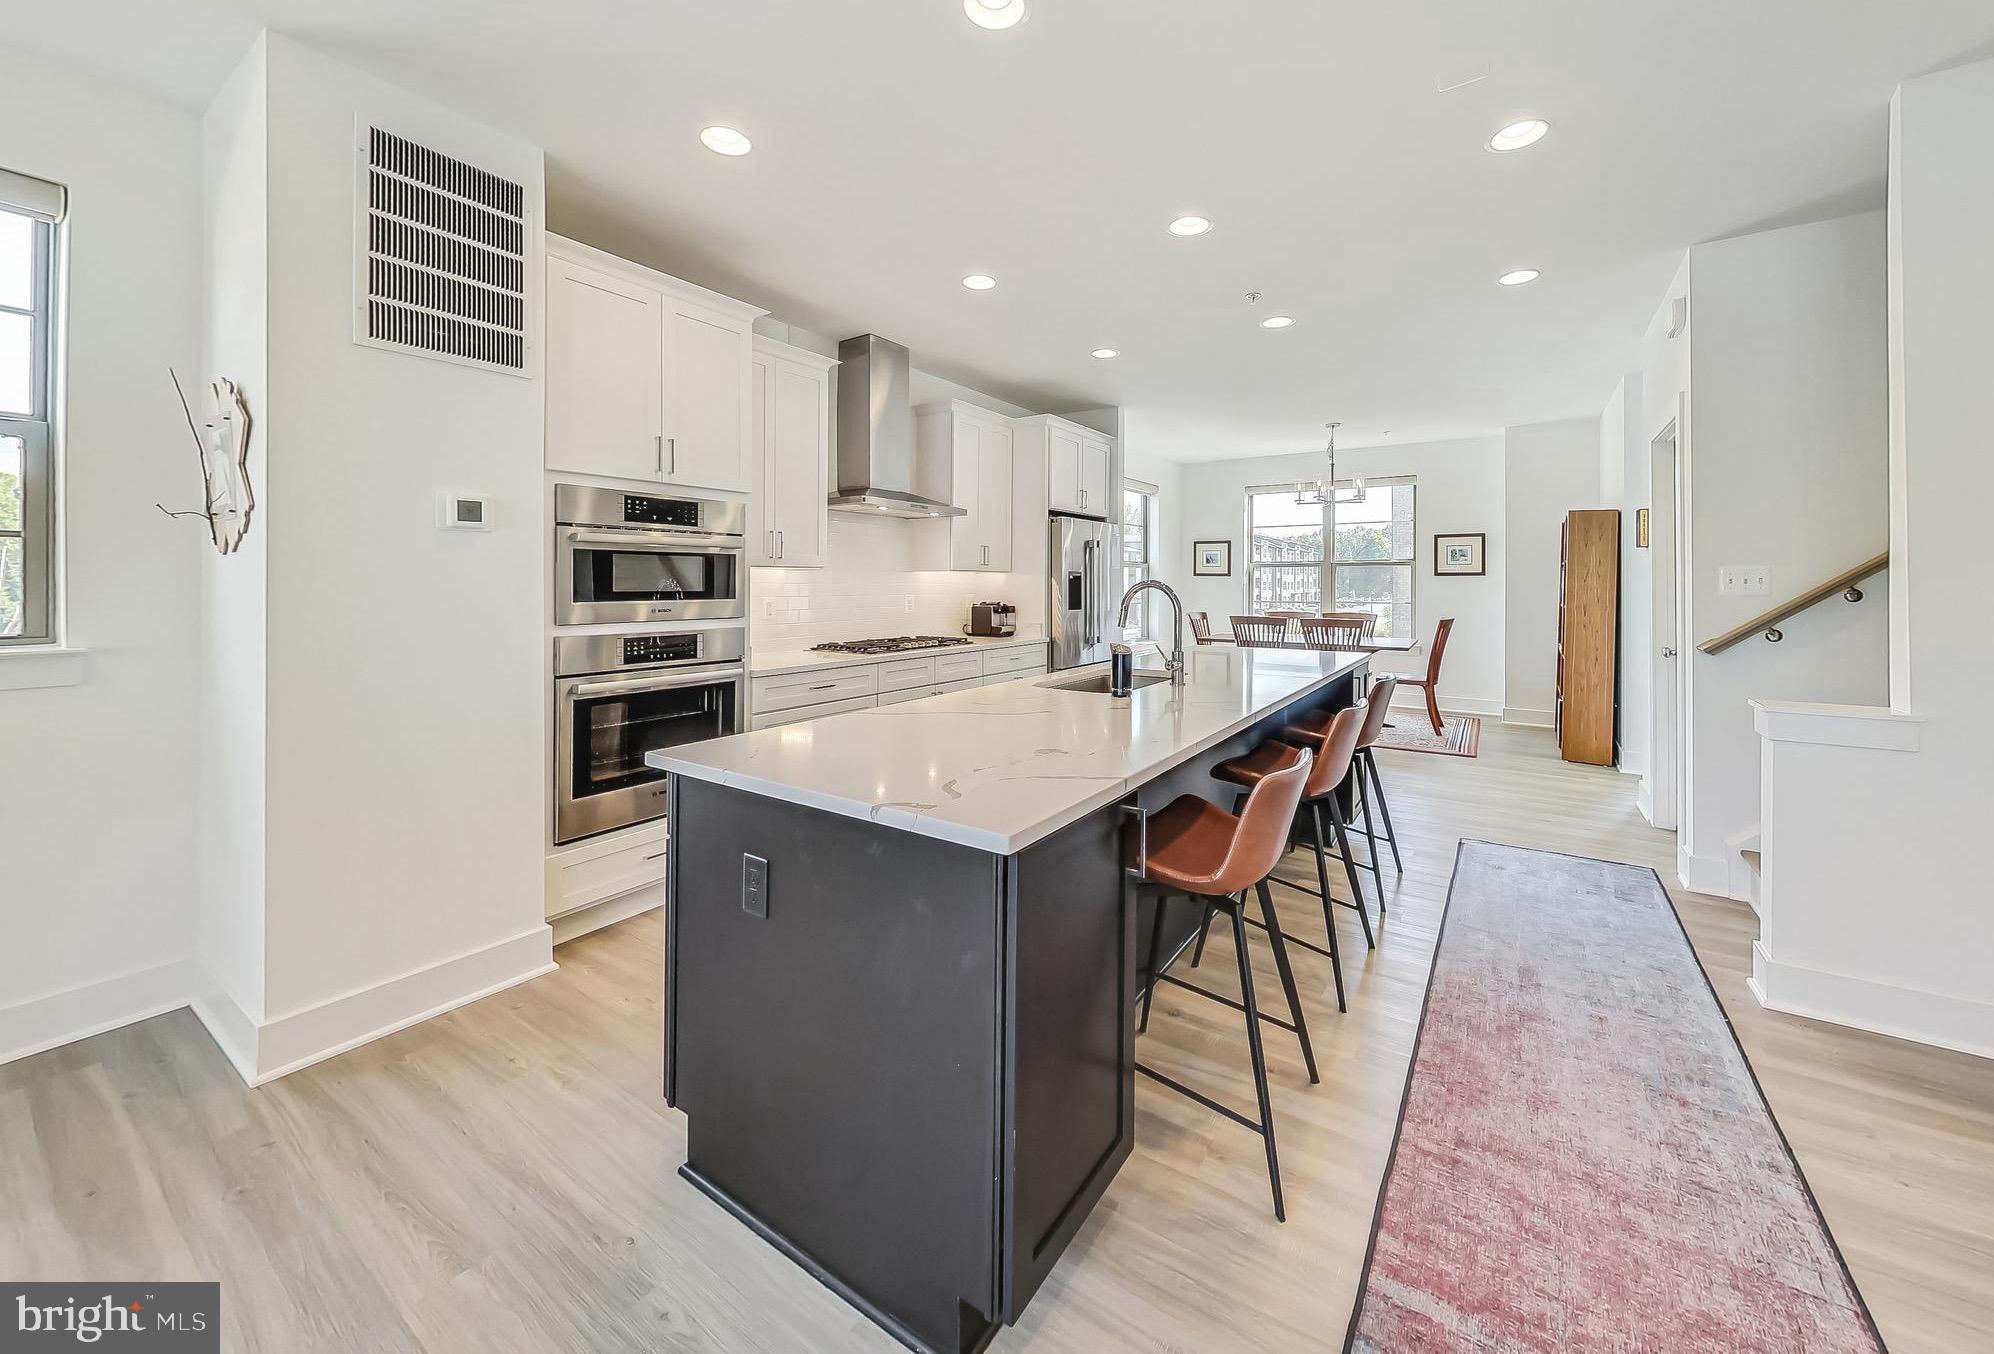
[{"left": 651, "top": 646, "right": 1369, "bottom": 853}]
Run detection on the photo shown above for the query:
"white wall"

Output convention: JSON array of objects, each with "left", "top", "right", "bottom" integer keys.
[
  {"left": 1175, "top": 437, "right": 1508, "bottom": 716},
  {"left": 197, "top": 35, "right": 271, "bottom": 1028},
  {"left": 0, "top": 58, "right": 204, "bottom": 1061},
  {"left": 1121, "top": 437, "right": 1183, "bottom": 643},
  {"left": 250, "top": 37, "right": 551, "bottom": 1061},
  {"left": 1752, "top": 60, "right": 1994, "bottom": 1057},
  {"left": 1502, "top": 418, "right": 1601, "bottom": 725},
  {"left": 1678, "top": 212, "right": 1890, "bottom": 894}
]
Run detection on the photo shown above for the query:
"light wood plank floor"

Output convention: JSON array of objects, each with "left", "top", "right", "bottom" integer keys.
[{"left": 4, "top": 722, "right": 1990, "bottom": 1352}]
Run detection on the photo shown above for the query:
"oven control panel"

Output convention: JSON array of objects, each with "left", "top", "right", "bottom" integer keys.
[
  {"left": 622, "top": 494, "right": 701, "bottom": 529},
  {"left": 622, "top": 634, "right": 702, "bottom": 666}
]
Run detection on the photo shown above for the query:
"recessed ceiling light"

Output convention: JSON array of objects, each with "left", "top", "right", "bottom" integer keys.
[
  {"left": 964, "top": 0, "right": 1027, "bottom": 30},
  {"left": 1497, "top": 269, "right": 1541, "bottom": 286},
  {"left": 699, "top": 126, "right": 752, "bottom": 157},
  {"left": 1091, "top": 348, "right": 1119, "bottom": 359},
  {"left": 1168, "top": 215, "right": 1213, "bottom": 237},
  {"left": 961, "top": 273, "right": 997, "bottom": 291},
  {"left": 1260, "top": 315, "right": 1296, "bottom": 329},
  {"left": 1487, "top": 119, "right": 1549, "bottom": 153}
]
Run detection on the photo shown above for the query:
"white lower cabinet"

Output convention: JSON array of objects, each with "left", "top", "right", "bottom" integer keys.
[
  {"left": 751, "top": 693, "right": 877, "bottom": 729},
  {"left": 748, "top": 643, "right": 1048, "bottom": 726},
  {"left": 545, "top": 824, "right": 667, "bottom": 921}
]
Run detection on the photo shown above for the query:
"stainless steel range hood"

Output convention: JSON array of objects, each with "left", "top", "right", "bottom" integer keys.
[{"left": 829, "top": 334, "right": 966, "bottom": 518}]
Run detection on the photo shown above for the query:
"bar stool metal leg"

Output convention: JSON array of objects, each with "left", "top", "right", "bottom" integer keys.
[
  {"left": 1354, "top": 765, "right": 1387, "bottom": 905},
  {"left": 1140, "top": 892, "right": 1169, "bottom": 1033},
  {"left": 1364, "top": 747, "right": 1404, "bottom": 875},
  {"left": 1255, "top": 879, "right": 1318, "bottom": 1082},
  {"left": 1231, "top": 900, "right": 1284, "bottom": 1222},
  {"left": 1306, "top": 804, "right": 1352, "bottom": 1004},
  {"left": 1325, "top": 801, "right": 1377, "bottom": 940}
]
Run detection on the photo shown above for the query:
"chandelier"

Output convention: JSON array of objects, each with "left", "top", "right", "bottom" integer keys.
[{"left": 1294, "top": 422, "right": 1366, "bottom": 506}]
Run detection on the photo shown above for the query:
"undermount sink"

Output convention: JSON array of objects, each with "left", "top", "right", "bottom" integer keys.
[{"left": 1039, "top": 670, "right": 1173, "bottom": 694}]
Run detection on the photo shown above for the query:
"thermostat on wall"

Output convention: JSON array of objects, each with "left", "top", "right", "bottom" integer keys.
[{"left": 439, "top": 492, "right": 494, "bottom": 531}]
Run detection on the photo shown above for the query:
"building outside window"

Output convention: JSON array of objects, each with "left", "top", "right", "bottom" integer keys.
[
  {"left": 1246, "top": 479, "right": 1416, "bottom": 640},
  {"left": 1, "top": 168, "right": 62, "bottom": 645},
  {"left": 1121, "top": 482, "right": 1155, "bottom": 639}
]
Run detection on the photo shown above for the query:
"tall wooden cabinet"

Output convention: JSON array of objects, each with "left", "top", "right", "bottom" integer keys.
[{"left": 1556, "top": 509, "right": 1620, "bottom": 766}]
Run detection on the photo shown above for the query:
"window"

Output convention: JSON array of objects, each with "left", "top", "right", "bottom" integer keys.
[
  {"left": 1246, "top": 479, "right": 1416, "bottom": 640},
  {"left": 1, "top": 168, "right": 61, "bottom": 646},
  {"left": 1121, "top": 482, "right": 1155, "bottom": 639}
]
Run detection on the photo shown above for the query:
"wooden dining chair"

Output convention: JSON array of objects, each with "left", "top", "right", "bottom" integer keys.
[
  {"left": 1298, "top": 615, "right": 1370, "bottom": 649},
  {"left": 1397, "top": 617, "right": 1455, "bottom": 734},
  {"left": 1231, "top": 616, "right": 1294, "bottom": 648},
  {"left": 1189, "top": 612, "right": 1224, "bottom": 645},
  {"left": 1322, "top": 610, "right": 1378, "bottom": 641},
  {"left": 1266, "top": 609, "right": 1313, "bottom": 620}
]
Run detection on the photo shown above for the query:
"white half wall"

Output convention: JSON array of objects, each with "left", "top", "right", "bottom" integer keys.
[
  {"left": 1502, "top": 418, "right": 1601, "bottom": 726},
  {"left": 0, "top": 56, "right": 204, "bottom": 1064},
  {"left": 1175, "top": 436, "right": 1508, "bottom": 716}
]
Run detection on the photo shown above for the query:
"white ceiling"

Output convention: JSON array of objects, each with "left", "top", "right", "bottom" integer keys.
[{"left": 18, "top": 1, "right": 1994, "bottom": 460}]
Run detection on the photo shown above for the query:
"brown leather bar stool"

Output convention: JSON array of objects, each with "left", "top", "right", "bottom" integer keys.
[
  {"left": 1285, "top": 677, "right": 1402, "bottom": 914},
  {"left": 1131, "top": 743, "right": 1316, "bottom": 1221},
  {"left": 1352, "top": 675, "right": 1405, "bottom": 878},
  {"left": 1198, "top": 706, "right": 1375, "bottom": 1011}
]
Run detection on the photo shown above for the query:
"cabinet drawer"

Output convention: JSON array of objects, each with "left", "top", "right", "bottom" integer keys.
[
  {"left": 981, "top": 645, "right": 1046, "bottom": 676},
  {"left": 875, "top": 656, "right": 937, "bottom": 693},
  {"left": 750, "top": 692, "right": 877, "bottom": 729},
  {"left": 933, "top": 652, "right": 982, "bottom": 684},
  {"left": 935, "top": 676, "right": 982, "bottom": 695},
  {"left": 981, "top": 666, "right": 1047, "bottom": 687},
  {"left": 752, "top": 665, "right": 878, "bottom": 714},
  {"left": 877, "top": 684, "right": 937, "bottom": 707},
  {"left": 547, "top": 834, "right": 667, "bottom": 919}
]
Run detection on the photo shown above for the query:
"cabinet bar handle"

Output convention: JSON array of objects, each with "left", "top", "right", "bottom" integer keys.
[
  {"left": 777, "top": 530, "right": 784, "bottom": 558},
  {"left": 654, "top": 434, "right": 663, "bottom": 475}
]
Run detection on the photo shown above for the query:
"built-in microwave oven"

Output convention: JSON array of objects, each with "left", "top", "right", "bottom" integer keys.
[
  {"left": 554, "top": 484, "right": 747, "bottom": 626},
  {"left": 553, "top": 627, "right": 746, "bottom": 844}
]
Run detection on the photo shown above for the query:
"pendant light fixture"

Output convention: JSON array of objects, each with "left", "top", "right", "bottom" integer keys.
[{"left": 1294, "top": 422, "right": 1366, "bottom": 507}]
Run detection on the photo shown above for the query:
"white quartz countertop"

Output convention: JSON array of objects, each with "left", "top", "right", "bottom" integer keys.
[
  {"left": 651, "top": 646, "right": 1369, "bottom": 854},
  {"left": 748, "top": 631, "right": 1046, "bottom": 677}
]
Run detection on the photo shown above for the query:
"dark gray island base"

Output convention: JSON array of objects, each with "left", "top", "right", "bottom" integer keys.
[{"left": 659, "top": 651, "right": 1366, "bottom": 1353}]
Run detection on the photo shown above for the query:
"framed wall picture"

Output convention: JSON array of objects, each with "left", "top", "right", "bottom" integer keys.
[
  {"left": 1433, "top": 532, "right": 1486, "bottom": 576},
  {"left": 1192, "top": 540, "right": 1232, "bottom": 576}
]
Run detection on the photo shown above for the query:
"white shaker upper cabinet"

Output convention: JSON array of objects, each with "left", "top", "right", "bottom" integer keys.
[
  {"left": 545, "top": 257, "right": 664, "bottom": 482},
  {"left": 749, "top": 338, "right": 835, "bottom": 568},
  {"left": 1022, "top": 414, "right": 1115, "bottom": 518},
  {"left": 915, "top": 401, "right": 1014, "bottom": 572},
  {"left": 662, "top": 299, "right": 754, "bottom": 492},
  {"left": 544, "top": 235, "right": 766, "bottom": 491}
]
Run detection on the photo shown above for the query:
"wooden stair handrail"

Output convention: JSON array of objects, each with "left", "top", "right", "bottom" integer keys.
[{"left": 1697, "top": 551, "right": 1889, "bottom": 655}]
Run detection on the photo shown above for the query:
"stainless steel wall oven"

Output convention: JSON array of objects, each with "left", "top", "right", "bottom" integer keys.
[
  {"left": 553, "top": 627, "right": 745, "bottom": 843},
  {"left": 554, "top": 484, "right": 747, "bottom": 626}
]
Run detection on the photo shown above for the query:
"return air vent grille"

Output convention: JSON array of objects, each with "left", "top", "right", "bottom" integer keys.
[{"left": 356, "top": 126, "right": 529, "bottom": 374}]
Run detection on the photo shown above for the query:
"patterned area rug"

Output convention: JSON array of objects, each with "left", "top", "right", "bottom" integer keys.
[
  {"left": 1375, "top": 713, "right": 1480, "bottom": 758},
  {"left": 1346, "top": 842, "right": 1886, "bottom": 1354}
]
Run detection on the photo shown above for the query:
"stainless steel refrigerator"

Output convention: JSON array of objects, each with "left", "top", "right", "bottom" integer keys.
[{"left": 1049, "top": 513, "right": 1115, "bottom": 670}]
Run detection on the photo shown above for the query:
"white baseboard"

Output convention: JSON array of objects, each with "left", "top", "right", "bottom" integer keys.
[
  {"left": 1727, "top": 853, "right": 1760, "bottom": 910},
  {"left": 551, "top": 888, "right": 660, "bottom": 946},
  {"left": 1387, "top": 691, "right": 1501, "bottom": 719},
  {"left": 1502, "top": 706, "right": 1554, "bottom": 728},
  {"left": 1636, "top": 779, "right": 1657, "bottom": 825},
  {"left": 190, "top": 925, "right": 556, "bottom": 1086},
  {"left": 0, "top": 958, "right": 195, "bottom": 1067},
  {"left": 1751, "top": 942, "right": 1994, "bottom": 1061},
  {"left": 1678, "top": 845, "right": 1732, "bottom": 897}
]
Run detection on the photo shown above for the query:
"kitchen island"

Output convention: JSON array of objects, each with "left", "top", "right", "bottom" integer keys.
[{"left": 650, "top": 644, "right": 1370, "bottom": 1354}]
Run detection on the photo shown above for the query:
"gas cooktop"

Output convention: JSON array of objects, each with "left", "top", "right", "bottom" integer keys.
[{"left": 810, "top": 635, "right": 974, "bottom": 656}]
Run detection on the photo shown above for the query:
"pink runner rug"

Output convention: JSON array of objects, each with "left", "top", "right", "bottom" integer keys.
[{"left": 1345, "top": 841, "right": 1885, "bottom": 1353}]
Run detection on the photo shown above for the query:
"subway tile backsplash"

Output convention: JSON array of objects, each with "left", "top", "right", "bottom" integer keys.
[{"left": 750, "top": 513, "right": 1033, "bottom": 648}]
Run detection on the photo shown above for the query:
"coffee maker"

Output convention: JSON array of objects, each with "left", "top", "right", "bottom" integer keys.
[{"left": 967, "top": 601, "right": 1018, "bottom": 637}]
